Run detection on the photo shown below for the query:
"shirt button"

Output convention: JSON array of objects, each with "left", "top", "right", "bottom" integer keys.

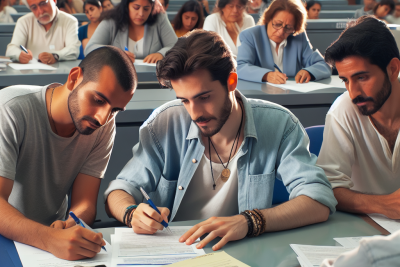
[
  {"left": 178, "top": 186, "right": 184, "bottom": 190},
  {"left": 192, "top": 159, "right": 197, "bottom": 163}
]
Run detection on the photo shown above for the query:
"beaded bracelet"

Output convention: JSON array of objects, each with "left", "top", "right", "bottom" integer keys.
[
  {"left": 240, "top": 211, "right": 253, "bottom": 236},
  {"left": 123, "top": 205, "right": 138, "bottom": 226},
  {"left": 241, "top": 209, "right": 266, "bottom": 237}
]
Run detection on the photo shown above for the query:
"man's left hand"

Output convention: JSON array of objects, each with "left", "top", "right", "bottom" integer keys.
[
  {"left": 179, "top": 215, "right": 248, "bottom": 251},
  {"left": 38, "top": 52, "right": 57, "bottom": 65}
]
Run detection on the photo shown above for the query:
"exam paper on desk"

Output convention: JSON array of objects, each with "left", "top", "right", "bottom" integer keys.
[
  {"left": 134, "top": 59, "right": 156, "bottom": 67},
  {"left": 14, "top": 239, "right": 112, "bottom": 267},
  {"left": 8, "top": 59, "right": 57, "bottom": 71},
  {"left": 368, "top": 213, "right": 400, "bottom": 233},
  {"left": 111, "top": 226, "right": 205, "bottom": 267},
  {"left": 333, "top": 236, "right": 377, "bottom": 248},
  {"left": 290, "top": 244, "right": 353, "bottom": 267},
  {"left": 266, "top": 81, "right": 338, "bottom": 92}
]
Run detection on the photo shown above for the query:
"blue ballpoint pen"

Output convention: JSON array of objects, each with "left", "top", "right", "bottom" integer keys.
[
  {"left": 69, "top": 211, "right": 107, "bottom": 252},
  {"left": 273, "top": 63, "right": 283, "bottom": 73},
  {"left": 124, "top": 46, "right": 129, "bottom": 51},
  {"left": 140, "top": 187, "right": 173, "bottom": 234},
  {"left": 20, "top": 45, "right": 28, "bottom": 54}
]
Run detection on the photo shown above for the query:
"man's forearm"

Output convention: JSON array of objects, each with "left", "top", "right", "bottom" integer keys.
[
  {"left": 334, "top": 187, "right": 388, "bottom": 215},
  {"left": 0, "top": 198, "right": 52, "bottom": 251},
  {"left": 261, "top": 195, "right": 330, "bottom": 232},
  {"left": 106, "top": 190, "right": 137, "bottom": 223},
  {"left": 67, "top": 202, "right": 97, "bottom": 227}
]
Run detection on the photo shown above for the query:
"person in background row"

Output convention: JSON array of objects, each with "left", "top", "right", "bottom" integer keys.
[
  {"left": 354, "top": 0, "right": 375, "bottom": 18},
  {"left": 318, "top": 16, "right": 400, "bottom": 223},
  {"left": 78, "top": 0, "right": 102, "bottom": 59},
  {"left": 386, "top": 2, "right": 400, "bottom": 24},
  {"left": 0, "top": 0, "right": 17, "bottom": 23},
  {"left": 246, "top": 0, "right": 262, "bottom": 14},
  {"left": 85, "top": 0, "right": 177, "bottom": 63},
  {"left": 159, "top": 0, "right": 167, "bottom": 10},
  {"left": 57, "top": 0, "right": 76, "bottom": 14},
  {"left": 258, "top": 0, "right": 268, "bottom": 15},
  {"left": 6, "top": 0, "right": 80, "bottom": 64},
  {"left": 198, "top": 0, "right": 209, "bottom": 16},
  {"left": 237, "top": 0, "right": 331, "bottom": 84},
  {"left": 172, "top": 1, "right": 204, "bottom": 37},
  {"left": 100, "top": 0, "right": 113, "bottom": 10},
  {"left": 203, "top": 0, "right": 255, "bottom": 57},
  {"left": 372, "top": 0, "right": 394, "bottom": 21},
  {"left": 306, "top": 0, "right": 320, "bottom": 19}
]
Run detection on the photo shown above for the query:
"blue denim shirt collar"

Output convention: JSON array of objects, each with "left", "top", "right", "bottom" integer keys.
[{"left": 186, "top": 90, "right": 258, "bottom": 142}]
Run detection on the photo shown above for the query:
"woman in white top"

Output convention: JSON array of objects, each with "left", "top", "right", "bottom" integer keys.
[
  {"left": 203, "top": 0, "right": 255, "bottom": 56},
  {"left": 0, "top": 0, "right": 17, "bottom": 23}
]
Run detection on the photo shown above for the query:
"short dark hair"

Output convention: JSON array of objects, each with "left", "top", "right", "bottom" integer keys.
[
  {"left": 172, "top": 1, "right": 204, "bottom": 31},
  {"left": 373, "top": 0, "right": 395, "bottom": 15},
  {"left": 83, "top": 0, "right": 102, "bottom": 10},
  {"left": 101, "top": 0, "right": 158, "bottom": 32},
  {"left": 156, "top": 30, "right": 236, "bottom": 89},
  {"left": 305, "top": 0, "right": 321, "bottom": 10},
  {"left": 79, "top": 46, "right": 137, "bottom": 91},
  {"left": 325, "top": 16, "right": 400, "bottom": 74},
  {"left": 164, "top": 0, "right": 169, "bottom": 6}
]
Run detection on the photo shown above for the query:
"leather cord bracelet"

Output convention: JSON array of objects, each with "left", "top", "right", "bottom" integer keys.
[
  {"left": 240, "top": 209, "right": 266, "bottom": 237},
  {"left": 123, "top": 205, "right": 138, "bottom": 227}
]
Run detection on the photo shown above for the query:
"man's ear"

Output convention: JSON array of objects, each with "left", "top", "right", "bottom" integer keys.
[
  {"left": 387, "top": 57, "right": 400, "bottom": 82},
  {"left": 227, "top": 72, "right": 238, "bottom": 93},
  {"left": 67, "top": 67, "right": 84, "bottom": 91}
]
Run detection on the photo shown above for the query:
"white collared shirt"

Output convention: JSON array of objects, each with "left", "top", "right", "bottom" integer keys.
[
  {"left": 6, "top": 10, "right": 80, "bottom": 62},
  {"left": 269, "top": 38, "right": 287, "bottom": 73},
  {"left": 317, "top": 91, "right": 400, "bottom": 194},
  {"left": 203, "top": 12, "right": 255, "bottom": 56}
]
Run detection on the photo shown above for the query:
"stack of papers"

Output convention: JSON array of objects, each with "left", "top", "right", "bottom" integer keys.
[
  {"left": 368, "top": 213, "right": 400, "bottom": 233},
  {"left": 110, "top": 226, "right": 205, "bottom": 266},
  {"left": 291, "top": 244, "right": 353, "bottom": 267},
  {"left": 0, "top": 56, "right": 11, "bottom": 71},
  {"left": 266, "top": 81, "right": 338, "bottom": 93}
]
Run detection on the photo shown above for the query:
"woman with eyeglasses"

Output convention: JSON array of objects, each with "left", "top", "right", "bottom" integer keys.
[
  {"left": 237, "top": 0, "right": 331, "bottom": 84},
  {"left": 203, "top": 0, "right": 255, "bottom": 56},
  {"left": 85, "top": 0, "right": 177, "bottom": 63}
]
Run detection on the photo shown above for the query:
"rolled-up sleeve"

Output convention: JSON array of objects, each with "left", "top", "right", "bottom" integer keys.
[
  {"left": 276, "top": 117, "right": 337, "bottom": 214},
  {"left": 317, "top": 113, "right": 355, "bottom": 190},
  {"left": 300, "top": 32, "right": 331, "bottom": 81},
  {"left": 104, "top": 121, "right": 165, "bottom": 205}
]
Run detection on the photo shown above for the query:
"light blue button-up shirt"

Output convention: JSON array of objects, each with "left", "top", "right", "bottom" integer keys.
[{"left": 105, "top": 91, "right": 337, "bottom": 221}]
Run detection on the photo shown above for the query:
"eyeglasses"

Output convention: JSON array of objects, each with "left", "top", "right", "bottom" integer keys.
[
  {"left": 271, "top": 21, "right": 295, "bottom": 34},
  {"left": 30, "top": 0, "right": 49, "bottom": 11},
  {"left": 226, "top": 4, "right": 246, "bottom": 10}
]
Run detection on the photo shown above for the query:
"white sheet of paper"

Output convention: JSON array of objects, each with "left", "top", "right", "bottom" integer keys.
[
  {"left": 112, "top": 226, "right": 205, "bottom": 266},
  {"left": 266, "top": 81, "right": 337, "bottom": 92},
  {"left": 290, "top": 244, "right": 353, "bottom": 267},
  {"left": 368, "top": 213, "right": 400, "bottom": 233},
  {"left": 8, "top": 61, "right": 57, "bottom": 70},
  {"left": 134, "top": 59, "right": 156, "bottom": 67},
  {"left": 14, "top": 239, "right": 112, "bottom": 267},
  {"left": 333, "top": 236, "right": 372, "bottom": 248},
  {"left": 297, "top": 256, "right": 310, "bottom": 267}
]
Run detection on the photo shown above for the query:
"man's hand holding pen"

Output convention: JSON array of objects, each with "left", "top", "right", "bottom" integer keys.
[{"left": 129, "top": 203, "right": 170, "bottom": 234}]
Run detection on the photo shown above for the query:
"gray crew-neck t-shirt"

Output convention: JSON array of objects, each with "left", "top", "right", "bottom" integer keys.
[{"left": 0, "top": 84, "right": 115, "bottom": 226}]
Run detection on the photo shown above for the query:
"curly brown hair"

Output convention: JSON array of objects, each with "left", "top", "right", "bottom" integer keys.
[{"left": 258, "top": 0, "right": 307, "bottom": 35}]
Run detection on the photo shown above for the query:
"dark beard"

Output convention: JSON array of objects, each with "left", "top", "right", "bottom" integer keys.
[{"left": 352, "top": 74, "right": 392, "bottom": 116}]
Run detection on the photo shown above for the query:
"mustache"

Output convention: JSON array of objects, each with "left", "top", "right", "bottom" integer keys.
[
  {"left": 352, "top": 95, "right": 374, "bottom": 104},
  {"left": 82, "top": 116, "right": 102, "bottom": 127},
  {"left": 193, "top": 116, "right": 216, "bottom": 123}
]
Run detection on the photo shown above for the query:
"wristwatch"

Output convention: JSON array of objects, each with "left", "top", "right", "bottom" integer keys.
[{"left": 52, "top": 53, "right": 59, "bottom": 62}]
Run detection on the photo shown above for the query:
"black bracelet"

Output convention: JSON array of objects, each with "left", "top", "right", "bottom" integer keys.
[
  {"left": 123, "top": 205, "right": 138, "bottom": 225},
  {"left": 240, "top": 211, "right": 253, "bottom": 237}
]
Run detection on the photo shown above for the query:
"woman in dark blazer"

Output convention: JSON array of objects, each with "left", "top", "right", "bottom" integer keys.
[
  {"left": 237, "top": 0, "right": 331, "bottom": 84},
  {"left": 85, "top": 0, "right": 177, "bottom": 63}
]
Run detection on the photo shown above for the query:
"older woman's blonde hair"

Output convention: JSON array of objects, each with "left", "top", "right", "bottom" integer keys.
[{"left": 258, "top": 0, "right": 307, "bottom": 35}]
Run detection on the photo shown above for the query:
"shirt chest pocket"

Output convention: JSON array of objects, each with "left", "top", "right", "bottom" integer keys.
[
  {"left": 149, "top": 175, "right": 177, "bottom": 209},
  {"left": 247, "top": 170, "right": 276, "bottom": 210}
]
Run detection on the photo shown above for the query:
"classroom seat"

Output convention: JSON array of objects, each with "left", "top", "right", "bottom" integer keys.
[{"left": 271, "top": 125, "right": 325, "bottom": 205}]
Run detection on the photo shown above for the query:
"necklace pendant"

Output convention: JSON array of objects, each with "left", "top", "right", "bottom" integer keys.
[{"left": 221, "top": 168, "right": 231, "bottom": 182}]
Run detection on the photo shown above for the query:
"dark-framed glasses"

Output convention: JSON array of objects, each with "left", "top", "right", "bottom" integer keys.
[
  {"left": 30, "top": 0, "right": 49, "bottom": 11},
  {"left": 271, "top": 22, "right": 295, "bottom": 34}
]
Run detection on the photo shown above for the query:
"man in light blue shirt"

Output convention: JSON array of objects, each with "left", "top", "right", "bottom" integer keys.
[{"left": 105, "top": 30, "right": 337, "bottom": 251}]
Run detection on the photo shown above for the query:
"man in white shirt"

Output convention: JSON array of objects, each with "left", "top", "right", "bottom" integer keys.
[
  {"left": 320, "top": 230, "right": 400, "bottom": 267},
  {"left": 318, "top": 16, "right": 400, "bottom": 220},
  {"left": 5, "top": 0, "right": 80, "bottom": 64},
  {"left": 386, "top": 2, "right": 400, "bottom": 24},
  {"left": 0, "top": 0, "right": 17, "bottom": 23}
]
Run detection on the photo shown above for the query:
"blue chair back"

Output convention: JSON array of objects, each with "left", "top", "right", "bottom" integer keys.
[{"left": 271, "top": 125, "right": 325, "bottom": 205}]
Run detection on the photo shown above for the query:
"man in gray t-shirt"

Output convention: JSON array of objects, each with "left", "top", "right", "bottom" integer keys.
[{"left": 0, "top": 46, "right": 137, "bottom": 261}]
